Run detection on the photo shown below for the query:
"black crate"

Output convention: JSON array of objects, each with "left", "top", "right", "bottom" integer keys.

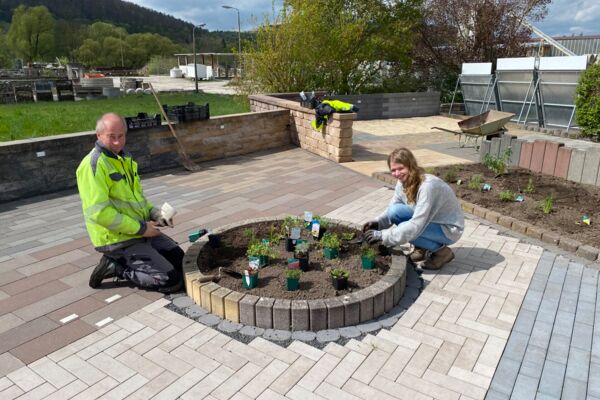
[
  {"left": 163, "top": 102, "right": 209, "bottom": 122},
  {"left": 125, "top": 113, "right": 161, "bottom": 130}
]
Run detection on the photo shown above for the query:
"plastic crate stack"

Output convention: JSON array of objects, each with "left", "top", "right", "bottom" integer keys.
[
  {"left": 124, "top": 113, "right": 161, "bottom": 130},
  {"left": 163, "top": 102, "right": 209, "bottom": 123}
]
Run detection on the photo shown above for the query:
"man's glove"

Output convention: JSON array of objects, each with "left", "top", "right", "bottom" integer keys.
[
  {"left": 362, "top": 221, "right": 379, "bottom": 232},
  {"left": 150, "top": 203, "right": 176, "bottom": 228},
  {"left": 364, "top": 230, "right": 382, "bottom": 245}
]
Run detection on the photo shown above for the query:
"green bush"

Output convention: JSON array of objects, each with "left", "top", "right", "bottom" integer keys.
[
  {"left": 499, "top": 190, "right": 515, "bottom": 202},
  {"left": 575, "top": 63, "right": 600, "bottom": 138},
  {"left": 524, "top": 177, "right": 535, "bottom": 194},
  {"left": 539, "top": 195, "right": 554, "bottom": 214},
  {"left": 468, "top": 175, "right": 483, "bottom": 191},
  {"left": 482, "top": 148, "right": 512, "bottom": 176}
]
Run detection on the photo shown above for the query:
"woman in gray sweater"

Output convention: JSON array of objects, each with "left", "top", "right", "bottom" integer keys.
[{"left": 363, "top": 147, "right": 464, "bottom": 270}]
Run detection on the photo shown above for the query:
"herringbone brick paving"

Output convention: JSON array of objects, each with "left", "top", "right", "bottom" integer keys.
[{"left": 0, "top": 140, "right": 598, "bottom": 398}]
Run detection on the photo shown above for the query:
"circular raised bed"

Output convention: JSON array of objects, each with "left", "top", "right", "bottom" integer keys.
[{"left": 182, "top": 217, "right": 407, "bottom": 331}]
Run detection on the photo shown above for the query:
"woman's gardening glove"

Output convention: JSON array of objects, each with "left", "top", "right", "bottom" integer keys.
[
  {"left": 364, "top": 230, "right": 383, "bottom": 245},
  {"left": 362, "top": 221, "right": 379, "bottom": 232}
]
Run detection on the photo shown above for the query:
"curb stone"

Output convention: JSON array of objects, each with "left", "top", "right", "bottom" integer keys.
[
  {"left": 292, "top": 331, "right": 317, "bottom": 341},
  {"left": 317, "top": 329, "right": 341, "bottom": 343}
]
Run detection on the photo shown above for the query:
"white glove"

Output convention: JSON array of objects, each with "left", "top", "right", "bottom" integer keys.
[{"left": 159, "top": 202, "right": 176, "bottom": 227}]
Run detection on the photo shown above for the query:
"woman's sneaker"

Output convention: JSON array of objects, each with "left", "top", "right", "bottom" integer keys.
[
  {"left": 422, "top": 246, "right": 454, "bottom": 270},
  {"left": 89, "top": 256, "right": 118, "bottom": 288},
  {"left": 409, "top": 247, "right": 427, "bottom": 262}
]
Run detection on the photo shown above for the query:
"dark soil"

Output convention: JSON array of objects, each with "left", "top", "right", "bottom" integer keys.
[
  {"left": 197, "top": 221, "right": 391, "bottom": 300},
  {"left": 432, "top": 163, "right": 600, "bottom": 247}
]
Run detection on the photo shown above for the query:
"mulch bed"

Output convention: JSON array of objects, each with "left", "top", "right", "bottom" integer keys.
[
  {"left": 197, "top": 221, "right": 391, "bottom": 300},
  {"left": 431, "top": 164, "right": 600, "bottom": 248}
]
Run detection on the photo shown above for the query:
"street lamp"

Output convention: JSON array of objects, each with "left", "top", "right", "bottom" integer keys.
[
  {"left": 222, "top": 5, "right": 242, "bottom": 77},
  {"left": 192, "top": 23, "right": 206, "bottom": 93}
]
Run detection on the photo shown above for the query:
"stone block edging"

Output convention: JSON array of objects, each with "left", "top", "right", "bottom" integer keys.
[{"left": 182, "top": 216, "right": 407, "bottom": 331}]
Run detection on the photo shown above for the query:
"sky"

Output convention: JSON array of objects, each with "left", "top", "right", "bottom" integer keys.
[{"left": 124, "top": 0, "right": 599, "bottom": 37}]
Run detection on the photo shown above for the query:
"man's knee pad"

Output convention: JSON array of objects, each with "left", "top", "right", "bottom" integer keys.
[{"left": 161, "top": 247, "right": 184, "bottom": 272}]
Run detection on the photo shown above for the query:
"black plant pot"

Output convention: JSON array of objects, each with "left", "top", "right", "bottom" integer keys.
[
  {"left": 285, "top": 238, "right": 296, "bottom": 252},
  {"left": 331, "top": 277, "right": 348, "bottom": 290},
  {"left": 296, "top": 255, "right": 309, "bottom": 271}
]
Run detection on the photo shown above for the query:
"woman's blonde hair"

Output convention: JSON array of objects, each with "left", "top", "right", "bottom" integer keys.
[{"left": 387, "top": 147, "right": 424, "bottom": 204}]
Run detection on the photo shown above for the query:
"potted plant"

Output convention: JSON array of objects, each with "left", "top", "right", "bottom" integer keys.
[
  {"left": 282, "top": 215, "right": 302, "bottom": 251},
  {"left": 293, "top": 240, "right": 310, "bottom": 271},
  {"left": 284, "top": 268, "right": 302, "bottom": 291},
  {"left": 311, "top": 215, "right": 330, "bottom": 240},
  {"left": 361, "top": 247, "right": 377, "bottom": 270},
  {"left": 320, "top": 233, "right": 341, "bottom": 259},
  {"left": 246, "top": 239, "right": 278, "bottom": 268},
  {"left": 242, "top": 266, "right": 259, "bottom": 289},
  {"left": 330, "top": 268, "right": 349, "bottom": 290},
  {"left": 340, "top": 231, "right": 356, "bottom": 252}
]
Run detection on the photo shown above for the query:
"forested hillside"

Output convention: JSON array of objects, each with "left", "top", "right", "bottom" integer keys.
[{"left": 0, "top": 0, "right": 192, "bottom": 44}]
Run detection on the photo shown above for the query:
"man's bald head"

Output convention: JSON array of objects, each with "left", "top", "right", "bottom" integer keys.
[{"left": 96, "top": 113, "right": 127, "bottom": 155}]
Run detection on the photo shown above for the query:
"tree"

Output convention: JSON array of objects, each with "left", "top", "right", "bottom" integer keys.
[
  {"left": 7, "top": 5, "right": 55, "bottom": 63},
  {"left": 242, "top": 0, "right": 422, "bottom": 94},
  {"left": 413, "top": 0, "right": 550, "bottom": 94},
  {"left": 575, "top": 63, "right": 600, "bottom": 138},
  {"left": 0, "top": 29, "right": 13, "bottom": 68}
]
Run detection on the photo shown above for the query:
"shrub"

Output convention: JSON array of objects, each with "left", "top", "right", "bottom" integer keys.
[
  {"left": 284, "top": 269, "right": 302, "bottom": 279},
  {"left": 246, "top": 240, "right": 279, "bottom": 258},
  {"left": 294, "top": 241, "right": 310, "bottom": 257},
  {"left": 340, "top": 232, "right": 355, "bottom": 241},
  {"left": 482, "top": 148, "right": 512, "bottom": 176},
  {"left": 468, "top": 175, "right": 483, "bottom": 191},
  {"left": 282, "top": 215, "right": 302, "bottom": 236},
  {"left": 575, "top": 63, "right": 600, "bottom": 138},
  {"left": 361, "top": 247, "right": 377, "bottom": 259},
  {"left": 443, "top": 166, "right": 459, "bottom": 183},
  {"left": 330, "top": 268, "right": 349, "bottom": 279},
  {"left": 499, "top": 190, "right": 515, "bottom": 202},
  {"left": 539, "top": 195, "right": 554, "bottom": 214},
  {"left": 320, "top": 233, "right": 341, "bottom": 250}
]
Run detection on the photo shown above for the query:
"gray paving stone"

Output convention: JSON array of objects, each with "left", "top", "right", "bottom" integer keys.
[
  {"left": 173, "top": 296, "right": 194, "bottom": 309},
  {"left": 535, "top": 392, "right": 560, "bottom": 400},
  {"left": 565, "top": 347, "right": 590, "bottom": 381},
  {"left": 404, "top": 286, "right": 420, "bottom": 300},
  {"left": 377, "top": 314, "right": 399, "bottom": 328},
  {"left": 536, "top": 298, "right": 559, "bottom": 324},
  {"left": 291, "top": 300, "right": 309, "bottom": 331},
  {"left": 273, "top": 299, "right": 291, "bottom": 331},
  {"left": 198, "top": 313, "right": 222, "bottom": 327},
  {"left": 339, "top": 326, "right": 362, "bottom": 339},
  {"left": 561, "top": 377, "right": 587, "bottom": 400},
  {"left": 256, "top": 297, "right": 275, "bottom": 329},
  {"left": 358, "top": 290, "right": 374, "bottom": 323},
  {"left": 537, "top": 359, "right": 566, "bottom": 397},
  {"left": 239, "top": 295, "right": 259, "bottom": 326},
  {"left": 547, "top": 334, "right": 571, "bottom": 363},
  {"left": 575, "top": 299, "right": 595, "bottom": 326},
  {"left": 580, "top": 283, "right": 598, "bottom": 304},
  {"left": 529, "top": 320, "right": 553, "bottom": 349},
  {"left": 308, "top": 300, "right": 327, "bottom": 331},
  {"left": 513, "top": 309, "right": 537, "bottom": 335},
  {"left": 342, "top": 295, "right": 360, "bottom": 326},
  {"left": 571, "top": 322, "right": 593, "bottom": 352},
  {"left": 489, "top": 357, "right": 521, "bottom": 395},
  {"left": 511, "top": 374, "right": 539, "bottom": 400},
  {"left": 185, "top": 305, "right": 208, "bottom": 319},
  {"left": 567, "top": 149, "right": 585, "bottom": 183},
  {"left": 218, "top": 320, "right": 243, "bottom": 333},
  {"left": 558, "top": 292, "right": 578, "bottom": 314},
  {"left": 239, "top": 326, "right": 264, "bottom": 337},
  {"left": 589, "top": 362, "right": 600, "bottom": 397},
  {"left": 356, "top": 321, "right": 382, "bottom": 334},
  {"left": 580, "top": 150, "right": 600, "bottom": 185},
  {"left": 316, "top": 329, "right": 340, "bottom": 343},
  {"left": 324, "top": 298, "right": 344, "bottom": 329},
  {"left": 503, "top": 331, "right": 529, "bottom": 362},
  {"left": 484, "top": 389, "right": 509, "bottom": 400},
  {"left": 291, "top": 331, "right": 316, "bottom": 342},
  {"left": 520, "top": 345, "right": 546, "bottom": 379},
  {"left": 509, "top": 139, "right": 522, "bottom": 166},
  {"left": 263, "top": 329, "right": 292, "bottom": 342}
]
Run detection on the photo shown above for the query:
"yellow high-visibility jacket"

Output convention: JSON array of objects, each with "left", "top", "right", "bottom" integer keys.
[{"left": 76, "top": 142, "right": 153, "bottom": 251}]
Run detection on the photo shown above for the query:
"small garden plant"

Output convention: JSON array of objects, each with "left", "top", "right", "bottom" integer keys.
[
  {"left": 483, "top": 148, "right": 512, "bottom": 176},
  {"left": 524, "top": 177, "right": 535, "bottom": 194},
  {"left": 330, "top": 268, "right": 349, "bottom": 279},
  {"left": 443, "top": 166, "right": 460, "bottom": 183},
  {"left": 539, "top": 195, "right": 554, "bottom": 214},
  {"left": 341, "top": 231, "right": 355, "bottom": 241},
  {"left": 499, "top": 190, "right": 515, "bottom": 202},
  {"left": 284, "top": 269, "right": 302, "bottom": 280},
  {"left": 320, "top": 233, "right": 341, "bottom": 250},
  {"left": 468, "top": 175, "right": 483, "bottom": 191},
  {"left": 361, "top": 247, "right": 377, "bottom": 260},
  {"left": 294, "top": 241, "right": 310, "bottom": 257}
]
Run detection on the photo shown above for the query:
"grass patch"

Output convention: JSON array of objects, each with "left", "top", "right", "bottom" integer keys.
[{"left": 0, "top": 92, "right": 249, "bottom": 141}]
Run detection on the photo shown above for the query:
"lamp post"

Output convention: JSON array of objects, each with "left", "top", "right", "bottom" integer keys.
[
  {"left": 192, "top": 23, "right": 206, "bottom": 94},
  {"left": 222, "top": 5, "right": 241, "bottom": 77}
]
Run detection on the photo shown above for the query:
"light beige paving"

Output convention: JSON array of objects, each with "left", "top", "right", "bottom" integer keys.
[{"left": 0, "top": 186, "right": 543, "bottom": 399}]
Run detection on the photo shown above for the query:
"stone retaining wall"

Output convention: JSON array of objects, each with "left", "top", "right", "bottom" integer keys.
[
  {"left": 249, "top": 94, "right": 354, "bottom": 163},
  {"left": 182, "top": 217, "right": 407, "bottom": 331},
  {"left": 0, "top": 110, "right": 290, "bottom": 203}
]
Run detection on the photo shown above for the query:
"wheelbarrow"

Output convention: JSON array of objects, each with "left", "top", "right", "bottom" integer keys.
[{"left": 432, "top": 110, "right": 515, "bottom": 150}]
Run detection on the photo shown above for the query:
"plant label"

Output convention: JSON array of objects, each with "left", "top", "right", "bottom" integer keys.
[
  {"left": 304, "top": 211, "right": 313, "bottom": 223},
  {"left": 456, "top": 179, "right": 462, "bottom": 185},
  {"left": 287, "top": 258, "right": 300, "bottom": 269},
  {"left": 583, "top": 214, "right": 591, "bottom": 225},
  {"left": 248, "top": 257, "right": 260, "bottom": 270},
  {"left": 482, "top": 183, "right": 492, "bottom": 192},
  {"left": 515, "top": 194, "right": 524, "bottom": 202},
  {"left": 290, "top": 227, "right": 301, "bottom": 240},
  {"left": 311, "top": 220, "right": 320, "bottom": 238}
]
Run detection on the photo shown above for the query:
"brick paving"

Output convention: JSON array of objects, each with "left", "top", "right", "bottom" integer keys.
[{"left": 1, "top": 120, "right": 599, "bottom": 398}]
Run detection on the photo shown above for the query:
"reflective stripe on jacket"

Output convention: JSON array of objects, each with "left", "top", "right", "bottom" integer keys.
[{"left": 76, "top": 142, "right": 153, "bottom": 251}]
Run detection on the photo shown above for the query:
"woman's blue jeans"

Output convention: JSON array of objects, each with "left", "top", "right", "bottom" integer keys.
[{"left": 388, "top": 204, "right": 453, "bottom": 252}]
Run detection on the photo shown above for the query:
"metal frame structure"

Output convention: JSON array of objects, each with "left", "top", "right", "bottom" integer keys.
[{"left": 451, "top": 63, "right": 497, "bottom": 116}]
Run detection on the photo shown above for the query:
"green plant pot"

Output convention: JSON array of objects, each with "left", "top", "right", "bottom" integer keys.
[
  {"left": 286, "top": 278, "right": 300, "bottom": 291},
  {"left": 323, "top": 247, "right": 339, "bottom": 259},
  {"left": 242, "top": 273, "right": 258, "bottom": 289},
  {"left": 331, "top": 276, "right": 348, "bottom": 290},
  {"left": 248, "top": 255, "right": 269, "bottom": 268},
  {"left": 361, "top": 256, "right": 376, "bottom": 270}
]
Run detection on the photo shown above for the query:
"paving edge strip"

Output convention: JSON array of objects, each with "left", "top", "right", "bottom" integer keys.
[{"left": 372, "top": 171, "right": 600, "bottom": 262}]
